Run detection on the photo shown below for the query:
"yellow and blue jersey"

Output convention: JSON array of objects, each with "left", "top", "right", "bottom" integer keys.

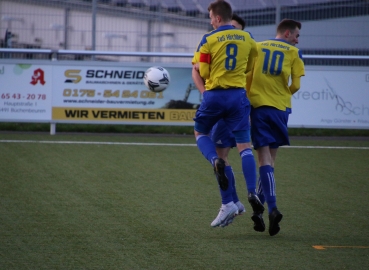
[
  {"left": 192, "top": 25, "right": 257, "bottom": 90},
  {"left": 248, "top": 39, "right": 305, "bottom": 111}
]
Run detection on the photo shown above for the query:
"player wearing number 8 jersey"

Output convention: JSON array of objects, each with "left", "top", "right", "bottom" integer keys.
[
  {"left": 192, "top": 0, "right": 262, "bottom": 228},
  {"left": 197, "top": 22, "right": 255, "bottom": 90},
  {"left": 247, "top": 19, "right": 305, "bottom": 236}
]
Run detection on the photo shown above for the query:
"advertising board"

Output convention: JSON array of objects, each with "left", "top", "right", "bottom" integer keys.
[
  {"left": 1, "top": 61, "right": 368, "bottom": 129},
  {"left": 0, "top": 63, "right": 52, "bottom": 121},
  {"left": 51, "top": 64, "right": 200, "bottom": 125},
  {"left": 290, "top": 66, "right": 369, "bottom": 129}
]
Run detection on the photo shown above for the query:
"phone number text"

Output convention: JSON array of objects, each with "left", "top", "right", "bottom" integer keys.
[
  {"left": 1, "top": 93, "right": 46, "bottom": 100},
  {"left": 63, "top": 89, "right": 164, "bottom": 99}
]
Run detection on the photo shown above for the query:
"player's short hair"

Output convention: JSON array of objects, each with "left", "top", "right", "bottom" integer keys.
[
  {"left": 208, "top": 0, "right": 232, "bottom": 22},
  {"left": 232, "top": 13, "right": 246, "bottom": 29},
  {"left": 277, "top": 19, "right": 302, "bottom": 34}
]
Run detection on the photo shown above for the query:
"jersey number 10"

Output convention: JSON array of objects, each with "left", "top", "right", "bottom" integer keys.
[{"left": 261, "top": 49, "right": 284, "bottom": 75}]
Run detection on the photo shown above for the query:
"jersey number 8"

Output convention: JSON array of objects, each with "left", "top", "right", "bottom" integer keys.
[{"left": 225, "top": 44, "right": 238, "bottom": 70}]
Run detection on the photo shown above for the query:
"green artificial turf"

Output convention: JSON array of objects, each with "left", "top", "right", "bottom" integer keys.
[{"left": 0, "top": 134, "right": 368, "bottom": 269}]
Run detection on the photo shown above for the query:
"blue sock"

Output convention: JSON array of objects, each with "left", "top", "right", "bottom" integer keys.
[
  {"left": 259, "top": 165, "right": 277, "bottom": 213},
  {"left": 225, "top": 166, "right": 239, "bottom": 203},
  {"left": 220, "top": 188, "right": 233, "bottom": 204},
  {"left": 196, "top": 135, "right": 218, "bottom": 165},
  {"left": 257, "top": 177, "right": 265, "bottom": 204},
  {"left": 239, "top": 148, "right": 257, "bottom": 194}
]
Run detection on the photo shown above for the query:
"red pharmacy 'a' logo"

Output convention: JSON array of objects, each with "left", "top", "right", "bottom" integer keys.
[{"left": 30, "top": 68, "right": 46, "bottom": 85}]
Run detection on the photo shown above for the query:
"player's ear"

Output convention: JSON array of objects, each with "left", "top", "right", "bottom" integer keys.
[{"left": 284, "top": 29, "right": 291, "bottom": 38}]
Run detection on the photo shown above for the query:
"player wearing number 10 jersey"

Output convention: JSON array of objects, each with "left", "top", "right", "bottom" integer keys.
[
  {"left": 192, "top": 1, "right": 262, "bottom": 229},
  {"left": 247, "top": 19, "right": 305, "bottom": 236}
]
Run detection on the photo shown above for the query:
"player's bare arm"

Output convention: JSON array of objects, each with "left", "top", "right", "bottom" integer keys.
[{"left": 192, "top": 63, "right": 206, "bottom": 94}]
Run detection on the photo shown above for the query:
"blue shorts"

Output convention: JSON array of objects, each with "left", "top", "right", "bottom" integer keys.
[
  {"left": 194, "top": 88, "right": 251, "bottom": 142},
  {"left": 211, "top": 119, "right": 237, "bottom": 148},
  {"left": 250, "top": 106, "right": 290, "bottom": 150}
]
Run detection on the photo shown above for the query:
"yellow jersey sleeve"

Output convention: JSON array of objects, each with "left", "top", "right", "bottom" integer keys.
[{"left": 192, "top": 42, "right": 201, "bottom": 65}]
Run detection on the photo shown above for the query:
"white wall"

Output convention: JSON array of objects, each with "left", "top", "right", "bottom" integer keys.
[
  {"left": 247, "top": 16, "right": 369, "bottom": 49},
  {"left": 1, "top": 0, "right": 368, "bottom": 54},
  {"left": 0, "top": 0, "right": 205, "bottom": 56}
]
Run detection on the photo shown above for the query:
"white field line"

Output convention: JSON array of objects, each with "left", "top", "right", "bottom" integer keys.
[{"left": 0, "top": 140, "right": 369, "bottom": 150}]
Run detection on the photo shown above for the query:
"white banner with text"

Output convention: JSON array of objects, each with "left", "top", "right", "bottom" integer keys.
[
  {"left": 0, "top": 62, "right": 368, "bottom": 128},
  {"left": 0, "top": 63, "right": 52, "bottom": 121},
  {"left": 289, "top": 66, "right": 369, "bottom": 128}
]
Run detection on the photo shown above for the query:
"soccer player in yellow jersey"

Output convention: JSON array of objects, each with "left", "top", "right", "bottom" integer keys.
[
  {"left": 192, "top": 14, "right": 251, "bottom": 227},
  {"left": 247, "top": 19, "right": 305, "bottom": 236},
  {"left": 192, "top": 0, "right": 263, "bottom": 228}
]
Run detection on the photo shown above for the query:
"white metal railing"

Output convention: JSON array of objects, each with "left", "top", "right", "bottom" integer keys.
[{"left": 1, "top": 48, "right": 369, "bottom": 60}]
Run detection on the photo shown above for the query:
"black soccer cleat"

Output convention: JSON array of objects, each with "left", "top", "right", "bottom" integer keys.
[
  {"left": 268, "top": 208, "right": 283, "bottom": 236},
  {"left": 248, "top": 193, "right": 265, "bottom": 214},
  {"left": 251, "top": 213, "right": 266, "bottom": 232},
  {"left": 213, "top": 158, "right": 228, "bottom": 191},
  {"left": 248, "top": 193, "right": 265, "bottom": 232}
]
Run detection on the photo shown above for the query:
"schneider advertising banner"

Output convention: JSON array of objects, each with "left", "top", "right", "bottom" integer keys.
[
  {"left": 0, "top": 61, "right": 368, "bottom": 129},
  {"left": 51, "top": 65, "right": 200, "bottom": 125},
  {"left": 0, "top": 63, "right": 52, "bottom": 121}
]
